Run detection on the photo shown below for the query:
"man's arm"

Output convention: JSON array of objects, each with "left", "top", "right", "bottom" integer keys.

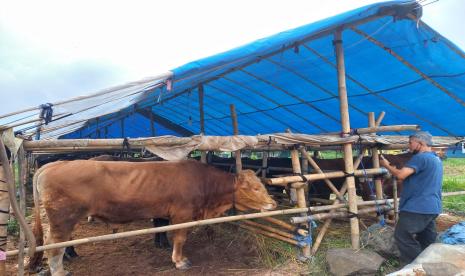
[{"left": 379, "top": 155, "right": 415, "bottom": 181}]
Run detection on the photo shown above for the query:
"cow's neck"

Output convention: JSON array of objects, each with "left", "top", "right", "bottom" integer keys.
[{"left": 199, "top": 175, "right": 236, "bottom": 219}]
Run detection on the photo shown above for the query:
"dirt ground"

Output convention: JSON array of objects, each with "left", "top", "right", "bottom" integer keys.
[
  {"left": 6, "top": 212, "right": 464, "bottom": 276},
  {"left": 6, "top": 219, "right": 305, "bottom": 276}
]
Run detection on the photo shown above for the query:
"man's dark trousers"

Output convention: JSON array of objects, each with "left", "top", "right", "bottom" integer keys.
[{"left": 394, "top": 211, "right": 438, "bottom": 264}]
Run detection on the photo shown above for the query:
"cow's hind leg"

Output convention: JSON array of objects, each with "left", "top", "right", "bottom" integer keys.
[
  {"left": 171, "top": 228, "right": 191, "bottom": 269},
  {"left": 44, "top": 228, "right": 72, "bottom": 276},
  {"left": 44, "top": 206, "right": 85, "bottom": 276}
]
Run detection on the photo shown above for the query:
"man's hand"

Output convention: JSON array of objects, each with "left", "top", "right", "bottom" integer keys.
[{"left": 379, "top": 155, "right": 390, "bottom": 167}]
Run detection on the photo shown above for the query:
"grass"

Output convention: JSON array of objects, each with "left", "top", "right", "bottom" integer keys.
[{"left": 442, "top": 158, "right": 465, "bottom": 212}]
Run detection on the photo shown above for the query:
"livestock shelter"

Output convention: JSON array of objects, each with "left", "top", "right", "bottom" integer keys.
[{"left": 1, "top": 0, "right": 465, "bottom": 274}]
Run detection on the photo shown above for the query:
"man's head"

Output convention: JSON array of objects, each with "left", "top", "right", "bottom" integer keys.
[{"left": 408, "top": 131, "right": 433, "bottom": 154}]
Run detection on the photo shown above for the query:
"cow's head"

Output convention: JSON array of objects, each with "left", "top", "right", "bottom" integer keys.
[{"left": 234, "top": 170, "right": 277, "bottom": 211}]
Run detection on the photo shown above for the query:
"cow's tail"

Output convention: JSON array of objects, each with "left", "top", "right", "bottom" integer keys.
[{"left": 28, "top": 167, "right": 45, "bottom": 272}]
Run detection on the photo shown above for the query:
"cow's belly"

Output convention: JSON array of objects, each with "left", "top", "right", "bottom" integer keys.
[{"left": 90, "top": 201, "right": 169, "bottom": 224}]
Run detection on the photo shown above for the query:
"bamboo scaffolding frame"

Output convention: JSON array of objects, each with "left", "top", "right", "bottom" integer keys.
[
  {"left": 7, "top": 208, "right": 311, "bottom": 256},
  {"left": 369, "top": 112, "right": 383, "bottom": 201},
  {"left": 0, "top": 138, "right": 36, "bottom": 259},
  {"left": 238, "top": 224, "right": 299, "bottom": 246},
  {"left": 324, "top": 125, "right": 419, "bottom": 135},
  {"left": 310, "top": 109, "right": 386, "bottom": 254},
  {"left": 300, "top": 147, "right": 344, "bottom": 201},
  {"left": 291, "top": 205, "right": 393, "bottom": 223},
  {"left": 6, "top": 191, "right": 462, "bottom": 257},
  {"left": 266, "top": 167, "right": 387, "bottom": 187},
  {"left": 21, "top": 133, "right": 462, "bottom": 152}
]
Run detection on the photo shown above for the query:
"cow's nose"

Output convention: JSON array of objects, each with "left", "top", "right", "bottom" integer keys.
[{"left": 263, "top": 201, "right": 277, "bottom": 210}]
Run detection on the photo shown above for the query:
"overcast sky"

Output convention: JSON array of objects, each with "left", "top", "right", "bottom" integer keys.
[{"left": 0, "top": 0, "right": 463, "bottom": 115}]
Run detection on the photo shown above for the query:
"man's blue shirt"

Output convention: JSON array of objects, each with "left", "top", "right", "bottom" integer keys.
[{"left": 399, "top": 152, "right": 443, "bottom": 214}]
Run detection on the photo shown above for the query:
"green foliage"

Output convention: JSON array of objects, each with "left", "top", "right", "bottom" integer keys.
[{"left": 7, "top": 217, "right": 19, "bottom": 236}]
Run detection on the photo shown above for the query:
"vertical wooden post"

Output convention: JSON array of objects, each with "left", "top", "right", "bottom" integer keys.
[
  {"left": 17, "top": 147, "right": 26, "bottom": 276},
  {"left": 149, "top": 107, "right": 156, "bottom": 137},
  {"left": 393, "top": 178, "right": 398, "bottom": 222},
  {"left": 369, "top": 112, "right": 383, "bottom": 200},
  {"left": 290, "top": 148, "right": 311, "bottom": 259},
  {"left": 261, "top": 151, "right": 268, "bottom": 178},
  {"left": 0, "top": 143, "right": 9, "bottom": 274},
  {"left": 301, "top": 147, "right": 308, "bottom": 175},
  {"left": 229, "top": 104, "right": 242, "bottom": 173},
  {"left": 334, "top": 30, "right": 359, "bottom": 249},
  {"left": 199, "top": 85, "right": 207, "bottom": 163}
]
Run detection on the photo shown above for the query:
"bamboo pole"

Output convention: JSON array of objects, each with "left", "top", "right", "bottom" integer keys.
[
  {"left": 290, "top": 148, "right": 311, "bottom": 258},
  {"left": 299, "top": 147, "right": 344, "bottom": 201},
  {"left": 260, "top": 217, "right": 299, "bottom": 233},
  {"left": 369, "top": 112, "right": 383, "bottom": 201},
  {"left": 261, "top": 151, "right": 268, "bottom": 178},
  {"left": 230, "top": 104, "right": 242, "bottom": 173},
  {"left": 22, "top": 134, "right": 461, "bottom": 152},
  {"left": 239, "top": 224, "right": 299, "bottom": 246},
  {"left": 301, "top": 148, "right": 308, "bottom": 174},
  {"left": 212, "top": 162, "right": 293, "bottom": 173},
  {"left": 323, "top": 125, "right": 419, "bottom": 136},
  {"left": 242, "top": 220, "right": 297, "bottom": 240},
  {"left": 7, "top": 207, "right": 313, "bottom": 256},
  {"left": 0, "top": 138, "right": 37, "bottom": 264},
  {"left": 375, "top": 111, "right": 385, "bottom": 126},
  {"left": 0, "top": 157, "right": 7, "bottom": 275},
  {"left": 291, "top": 205, "right": 393, "bottom": 224},
  {"left": 393, "top": 178, "right": 398, "bottom": 223},
  {"left": 17, "top": 148, "right": 27, "bottom": 276},
  {"left": 334, "top": 29, "right": 359, "bottom": 249},
  {"left": 266, "top": 167, "right": 387, "bottom": 187}
]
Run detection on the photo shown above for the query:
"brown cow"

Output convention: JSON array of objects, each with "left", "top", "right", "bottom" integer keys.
[{"left": 30, "top": 159, "right": 276, "bottom": 276}]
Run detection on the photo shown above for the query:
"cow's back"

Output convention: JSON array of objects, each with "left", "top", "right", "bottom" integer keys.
[{"left": 37, "top": 159, "right": 233, "bottom": 223}]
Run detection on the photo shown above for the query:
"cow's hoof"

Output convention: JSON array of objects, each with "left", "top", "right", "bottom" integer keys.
[
  {"left": 175, "top": 259, "right": 192, "bottom": 270},
  {"left": 64, "top": 246, "right": 79, "bottom": 261}
]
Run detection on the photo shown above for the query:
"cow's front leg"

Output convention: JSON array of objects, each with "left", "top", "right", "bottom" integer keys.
[{"left": 171, "top": 229, "right": 191, "bottom": 269}]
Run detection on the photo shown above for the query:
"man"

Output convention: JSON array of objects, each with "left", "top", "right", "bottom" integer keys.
[{"left": 379, "top": 131, "right": 442, "bottom": 264}]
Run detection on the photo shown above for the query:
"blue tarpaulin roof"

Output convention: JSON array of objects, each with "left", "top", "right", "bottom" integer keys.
[{"left": 6, "top": 0, "right": 465, "bottom": 140}]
